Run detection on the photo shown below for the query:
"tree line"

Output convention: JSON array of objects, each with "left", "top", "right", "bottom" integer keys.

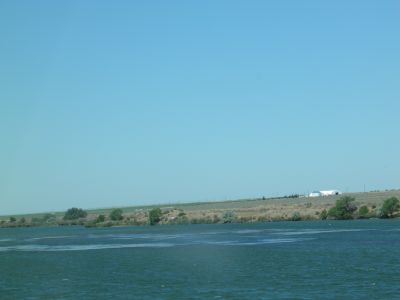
[{"left": 320, "top": 196, "right": 400, "bottom": 220}]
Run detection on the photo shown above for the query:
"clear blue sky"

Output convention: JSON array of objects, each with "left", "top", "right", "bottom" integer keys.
[{"left": 1, "top": 1, "right": 399, "bottom": 215}]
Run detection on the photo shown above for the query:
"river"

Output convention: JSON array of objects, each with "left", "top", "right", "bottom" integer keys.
[{"left": 0, "top": 219, "right": 399, "bottom": 299}]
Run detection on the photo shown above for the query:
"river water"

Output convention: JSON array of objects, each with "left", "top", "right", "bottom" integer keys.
[{"left": 0, "top": 219, "right": 399, "bottom": 299}]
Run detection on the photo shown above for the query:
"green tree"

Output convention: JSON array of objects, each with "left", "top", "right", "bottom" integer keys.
[
  {"left": 328, "top": 196, "right": 357, "bottom": 220},
  {"left": 380, "top": 197, "right": 400, "bottom": 218},
  {"left": 148, "top": 208, "right": 162, "bottom": 225},
  {"left": 320, "top": 209, "right": 328, "bottom": 220},
  {"left": 63, "top": 207, "right": 87, "bottom": 220},
  {"left": 96, "top": 214, "right": 106, "bottom": 223},
  {"left": 109, "top": 209, "right": 123, "bottom": 221},
  {"left": 327, "top": 207, "right": 337, "bottom": 218},
  {"left": 9, "top": 216, "right": 16, "bottom": 222},
  {"left": 358, "top": 206, "right": 369, "bottom": 219}
]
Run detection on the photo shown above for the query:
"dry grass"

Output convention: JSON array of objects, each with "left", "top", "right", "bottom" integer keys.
[{"left": 2, "top": 190, "right": 400, "bottom": 224}]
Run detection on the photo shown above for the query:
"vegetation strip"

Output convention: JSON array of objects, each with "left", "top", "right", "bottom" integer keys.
[{"left": 1, "top": 191, "right": 399, "bottom": 228}]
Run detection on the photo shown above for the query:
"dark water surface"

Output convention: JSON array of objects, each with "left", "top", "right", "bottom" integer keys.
[{"left": 0, "top": 220, "right": 399, "bottom": 299}]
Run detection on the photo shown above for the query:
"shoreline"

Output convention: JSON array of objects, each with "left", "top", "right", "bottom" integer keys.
[{"left": 1, "top": 190, "right": 399, "bottom": 228}]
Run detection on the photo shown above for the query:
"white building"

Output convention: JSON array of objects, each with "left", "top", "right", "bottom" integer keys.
[
  {"left": 309, "top": 190, "right": 342, "bottom": 197},
  {"left": 320, "top": 190, "right": 342, "bottom": 196},
  {"left": 309, "top": 191, "right": 321, "bottom": 197}
]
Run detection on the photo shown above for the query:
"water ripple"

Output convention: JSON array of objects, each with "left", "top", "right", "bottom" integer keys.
[
  {"left": 0, "top": 243, "right": 175, "bottom": 252},
  {"left": 272, "top": 229, "right": 371, "bottom": 236}
]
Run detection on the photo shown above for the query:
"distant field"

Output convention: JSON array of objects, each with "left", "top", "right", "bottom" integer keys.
[{"left": 2, "top": 190, "right": 399, "bottom": 220}]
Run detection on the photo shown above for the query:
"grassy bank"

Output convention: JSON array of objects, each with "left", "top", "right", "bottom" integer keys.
[{"left": 1, "top": 190, "right": 400, "bottom": 228}]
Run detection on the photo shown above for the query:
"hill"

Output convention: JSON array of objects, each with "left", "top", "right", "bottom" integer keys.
[{"left": 1, "top": 190, "right": 399, "bottom": 227}]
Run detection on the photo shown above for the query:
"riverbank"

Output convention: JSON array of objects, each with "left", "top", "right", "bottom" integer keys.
[{"left": 1, "top": 190, "right": 399, "bottom": 228}]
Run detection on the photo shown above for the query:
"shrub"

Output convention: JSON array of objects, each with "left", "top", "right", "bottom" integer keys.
[
  {"left": 84, "top": 220, "right": 97, "bottom": 228},
  {"left": 202, "top": 216, "right": 216, "bottom": 224},
  {"left": 148, "top": 208, "right": 162, "bottom": 225},
  {"left": 327, "top": 207, "right": 337, "bottom": 218},
  {"left": 222, "top": 211, "right": 236, "bottom": 223},
  {"left": 109, "top": 209, "right": 123, "bottom": 221},
  {"left": 31, "top": 217, "right": 42, "bottom": 225},
  {"left": 358, "top": 206, "right": 369, "bottom": 219},
  {"left": 291, "top": 212, "right": 301, "bottom": 221},
  {"left": 63, "top": 207, "right": 87, "bottom": 220},
  {"left": 283, "top": 194, "right": 299, "bottom": 198},
  {"left": 255, "top": 215, "right": 268, "bottom": 222},
  {"left": 103, "top": 221, "right": 113, "bottom": 227},
  {"left": 9, "top": 217, "right": 16, "bottom": 222},
  {"left": 320, "top": 209, "right": 328, "bottom": 220},
  {"left": 128, "top": 217, "right": 146, "bottom": 226},
  {"left": 168, "top": 211, "right": 189, "bottom": 225},
  {"left": 213, "top": 215, "right": 221, "bottom": 223},
  {"left": 328, "top": 196, "right": 357, "bottom": 220},
  {"left": 96, "top": 214, "right": 106, "bottom": 223},
  {"left": 42, "top": 213, "right": 56, "bottom": 223},
  {"left": 190, "top": 218, "right": 202, "bottom": 224},
  {"left": 174, "top": 215, "right": 189, "bottom": 225},
  {"left": 380, "top": 197, "right": 400, "bottom": 218}
]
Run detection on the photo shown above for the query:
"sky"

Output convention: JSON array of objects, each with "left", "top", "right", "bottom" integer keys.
[{"left": 1, "top": 1, "right": 399, "bottom": 215}]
